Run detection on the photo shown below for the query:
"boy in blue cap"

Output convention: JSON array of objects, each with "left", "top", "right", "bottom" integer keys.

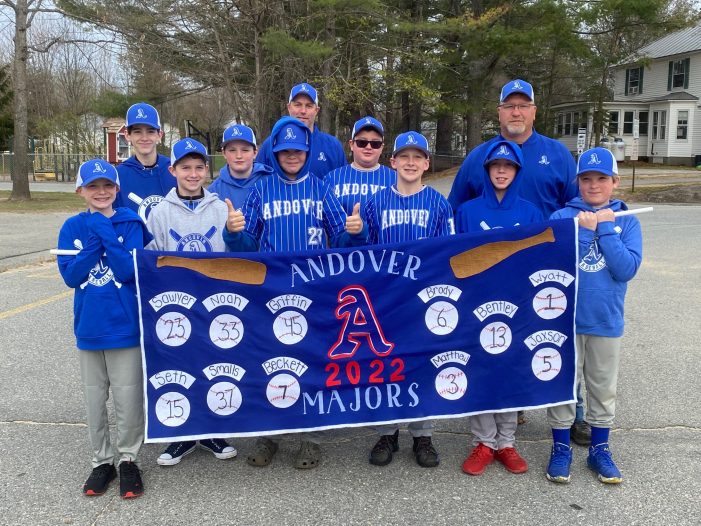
[
  {"left": 115, "top": 103, "right": 174, "bottom": 221},
  {"left": 57, "top": 159, "right": 152, "bottom": 498},
  {"left": 546, "top": 147, "right": 643, "bottom": 484},
  {"left": 224, "top": 116, "right": 365, "bottom": 468},
  {"left": 208, "top": 123, "right": 273, "bottom": 209},
  {"left": 325, "top": 116, "right": 396, "bottom": 216},
  {"left": 456, "top": 140, "right": 542, "bottom": 476},
  {"left": 363, "top": 131, "right": 454, "bottom": 467},
  {"left": 147, "top": 138, "right": 238, "bottom": 464}
]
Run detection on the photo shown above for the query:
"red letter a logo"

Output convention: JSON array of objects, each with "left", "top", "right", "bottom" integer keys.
[{"left": 327, "top": 285, "right": 394, "bottom": 359}]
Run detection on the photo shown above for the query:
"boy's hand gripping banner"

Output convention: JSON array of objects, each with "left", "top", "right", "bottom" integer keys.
[{"left": 136, "top": 220, "right": 578, "bottom": 442}]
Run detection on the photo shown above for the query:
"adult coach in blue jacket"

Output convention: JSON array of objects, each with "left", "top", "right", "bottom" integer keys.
[
  {"left": 257, "top": 83, "right": 346, "bottom": 179},
  {"left": 448, "top": 79, "right": 577, "bottom": 218}
]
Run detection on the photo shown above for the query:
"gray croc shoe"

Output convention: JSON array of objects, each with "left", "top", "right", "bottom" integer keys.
[
  {"left": 246, "top": 438, "right": 278, "bottom": 467},
  {"left": 294, "top": 440, "right": 321, "bottom": 469}
]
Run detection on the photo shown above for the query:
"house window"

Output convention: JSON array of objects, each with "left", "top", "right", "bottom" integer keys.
[
  {"left": 623, "top": 111, "right": 635, "bottom": 134},
  {"left": 677, "top": 110, "right": 688, "bottom": 140},
  {"left": 607, "top": 111, "right": 619, "bottom": 136},
  {"left": 652, "top": 110, "right": 667, "bottom": 140},
  {"left": 626, "top": 67, "right": 643, "bottom": 95},
  {"left": 564, "top": 112, "right": 572, "bottom": 136},
  {"left": 638, "top": 111, "right": 649, "bottom": 136},
  {"left": 668, "top": 59, "right": 690, "bottom": 90},
  {"left": 556, "top": 113, "right": 564, "bottom": 136}
]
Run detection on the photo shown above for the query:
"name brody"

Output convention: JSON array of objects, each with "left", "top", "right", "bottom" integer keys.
[
  {"left": 302, "top": 382, "right": 420, "bottom": 415},
  {"left": 381, "top": 209, "right": 430, "bottom": 229},
  {"left": 290, "top": 249, "right": 422, "bottom": 287},
  {"left": 263, "top": 199, "right": 323, "bottom": 220}
]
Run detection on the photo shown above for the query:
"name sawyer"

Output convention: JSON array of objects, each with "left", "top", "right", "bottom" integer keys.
[{"left": 290, "top": 249, "right": 422, "bottom": 287}]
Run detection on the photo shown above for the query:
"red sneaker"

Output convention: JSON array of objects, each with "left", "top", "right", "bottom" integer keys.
[
  {"left": 495, "top": 447, "right": 528, "bottom": 474},
  {"left": 462, "top": 443, "right": 494, "bottom": 475}
]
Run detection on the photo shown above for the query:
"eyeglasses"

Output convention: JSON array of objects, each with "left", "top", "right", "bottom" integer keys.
[
  {"left": 499, "top": 103, "right": 535, "bottom": 112},
  {"left": 353, "top": 139, "right": 384, "bottom": 149}
]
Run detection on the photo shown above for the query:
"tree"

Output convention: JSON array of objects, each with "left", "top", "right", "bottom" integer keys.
[{"left": 0, "top": 63, "right": 12, "bottom": 151}]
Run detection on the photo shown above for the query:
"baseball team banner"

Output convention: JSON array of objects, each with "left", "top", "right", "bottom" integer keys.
[{"left": 136, "top": 219, "right": 578, "bottom": 443}]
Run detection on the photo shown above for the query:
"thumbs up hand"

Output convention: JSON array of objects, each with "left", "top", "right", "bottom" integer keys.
[
  {"left": 225, "top": 198, "right": 245, "bottom": 233},
  {"left": 345, "top": 202, "right": 364, "bottom": 235}
]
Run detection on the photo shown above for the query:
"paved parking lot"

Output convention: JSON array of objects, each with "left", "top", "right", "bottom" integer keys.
[{"left": 0, "top": 185, "right": 699, "bottom": 524}]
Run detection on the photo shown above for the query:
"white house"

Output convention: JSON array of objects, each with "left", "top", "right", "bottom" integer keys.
[{"left": 552, "top": 23, "right": 701, "bottom": 165}]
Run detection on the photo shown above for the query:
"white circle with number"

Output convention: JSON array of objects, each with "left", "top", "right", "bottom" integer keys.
[
  {"left": 425, "top": 301, "right": 458, "bottom": 335},
  {"left": 273, "top": 310, "right": 308, "bottom": 345},
  {"left": 155, "top": 391, "right": 191, "bottom": 427},
  {"left": 155, "top": 311, "right": 191, "bottom": 347},
  {"left": 435, "top": 366, "right": 467, "bottom": 400},
  {"left": 531, "top": 348, "right": 562, "bottom": 381},
  {"left": 532, "top": 287, "right": 567, "bottom": 320},
  {"left": 206, "top": 381, "right": 242, "bottom": 416},
  {"left": 479, "top": 321, "right": 512, "bottom": 355},
  {"left": 266, "top": 373, "right": 301, "bottom": 408},
  {"left": 209, "top": 314, "right": 244, "bottom": 349}
]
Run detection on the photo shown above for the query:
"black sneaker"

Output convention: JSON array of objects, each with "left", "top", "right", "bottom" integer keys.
[
  {"left": 413, "top": 436, "right": 439, "bottom": 468},
  {"left": 571, "top": 420, "right": 592, "bottom": 446},
  {"left": 369, "top": 430, "right": 399, "bottom": 466},
  {"left": 157, "top": 441, "right": 197, "bottom": 466},
  {"left": 119, "top": 461, "right": 144, "bottom": 499},
  {"left": 199, "top": 438, "right": 238, "bottom": 459},
  {"left": 83, "top": 463, "right": 116, "bottom": 496}
]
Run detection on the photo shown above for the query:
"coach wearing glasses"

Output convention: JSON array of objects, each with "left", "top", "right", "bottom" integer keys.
[
  {"left": 448, "top": 79, "right": 577, "bottom": 217},
  {"left": 324, "top": 116, "right": 396, "bottom": 216}
]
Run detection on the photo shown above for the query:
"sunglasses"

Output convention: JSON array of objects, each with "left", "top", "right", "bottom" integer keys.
[{"left": 353, "top": 139, "right": 384, "bottom": 149}]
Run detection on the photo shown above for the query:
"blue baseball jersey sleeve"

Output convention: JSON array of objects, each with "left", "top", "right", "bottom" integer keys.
[
  {"left": 325, "top": 164, "right": 397, "bottom": 216},
  {"left": 364, "top": 186, "right": 455, "bottom": 244}
]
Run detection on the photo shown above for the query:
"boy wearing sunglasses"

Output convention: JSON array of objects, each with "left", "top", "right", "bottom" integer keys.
[{"left": 325, "top": 116, "right": 396, "bottom": 217}]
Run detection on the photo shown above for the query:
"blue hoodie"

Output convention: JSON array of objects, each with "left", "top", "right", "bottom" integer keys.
[
  {"left": 551, "top": 197, "right": 642, "bottom": 337},
  {"left": 223, "top": 117, "right": 364, "bottom": 252},
  {"left": 115, "top": 154, "right": 174, "bottom": 221},
  {"left": 207, "top": 162, "right": 274, "bottom": 210},
  {"left": 257, "top": 124, "right": 346, "bottom": 179},
  {"left": 455, "top": 141, "right": 543, "bottom": 233},
  {"left": 58, "top": 208, "right": 152, "bottom": 350},
  {"left": 448, "top": 130, "right": 578, "bottom": 217}
]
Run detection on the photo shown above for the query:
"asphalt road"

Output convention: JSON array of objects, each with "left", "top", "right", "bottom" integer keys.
[{"left": 0, "top": 183, "right": 699, "bottom": 524}]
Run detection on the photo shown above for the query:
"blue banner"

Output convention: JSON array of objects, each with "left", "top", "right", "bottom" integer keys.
[{"left": 136, "top": 219, "right": 578, "bottom": 442}]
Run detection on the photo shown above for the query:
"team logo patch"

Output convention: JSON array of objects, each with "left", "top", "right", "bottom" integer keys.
[
  {"left": 92, "top": 162, "right": 107, "bottom": 174},
  {"left": 406, "top": 134, "right": 418, "bottom": 145},
  {"left": 169, "top": 226, "right": 217, "bottom": 252},
  {"left": 497, "top": 145, "right": 510, "bottom": 156},
  {"left": 232, "top": 127, "right": 243, "bottom": 136},
  {"left": 128, "top": 193, "right": 164, "bottom": 222},
  {"left": 539, "top": 155, "right": 550, "bottom": 166},
  {"left": 512, "top": 80, "right": 524, "bottom": 89},
  {"left": 184, "top": 140, "right": 196, "bottom": 150},
  {"left": 318, "top": 152, "right": 327, "bottom": 161},
  {"left": 135, "top": 108, "right": 148, "bottom": 119},
  {"left": 587, "top": 153, "right": 602, "bottom": 165},
  {"left": 579, "top": 241, "right": 606, "bottom": 272},
  {"left": 284, "top": 128, "right": 297, "bottom": 140}
]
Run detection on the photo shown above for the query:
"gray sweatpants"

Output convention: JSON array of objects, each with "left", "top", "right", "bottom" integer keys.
[
  {"left": 469, "top": 411, "right": 518, "bottom": 450},
  {"left": 547, "top": 334, "right": 621, "bottom": 429},
  {"left": 79, "top": 346, "right": 144, "bottom": 468}
]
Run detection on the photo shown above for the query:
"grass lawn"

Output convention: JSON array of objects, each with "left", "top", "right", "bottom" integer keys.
[{"left": 0, "top": 191, "right": 85, "bottom": 213}]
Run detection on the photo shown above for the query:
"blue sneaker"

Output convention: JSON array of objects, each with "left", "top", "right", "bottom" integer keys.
[
  {"left": 546, "top": 442, "right": 572, "bottom": 483},
  {"left": 587, "top": 443, "right": 622, "bottom": 484},
  {"left": 157, "top": 441, "right": 196, "bottom": 466},
  {"left": 199, "top": 438, "right": 238, "bottom": 460}
]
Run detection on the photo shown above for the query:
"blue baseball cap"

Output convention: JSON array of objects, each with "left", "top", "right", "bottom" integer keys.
[
  {"left": 222, "top": 124, "right": 257, "bottom": 148},
  {"left": 484, "top": 141, "right": 521, "bottom": 168},
  {"left": 171, "top": 138, "right": 208, "bottom": 166},
  {"left": 272, "top": 120, "right": 310, "bottom": 152},
  {"left": 352, "top": 116, "right": 384, "bottom": 138},
  {"left": 288, "top": 83, "right": 319, "bottom": 105},
  {"left": 577, "top": 147, "right": 618, "bottom": 177},
  {"left": 500, "top": 79, "right": 535, "bottom": 103},
  {"left": 76, "top": 159, "right": 119, "bottom": 188},
  {"left": 392, "top": 131, "right": 430, "bottom": 157},
  {"left": 125, "top": 102, "right": 161, "bottom": 130}
]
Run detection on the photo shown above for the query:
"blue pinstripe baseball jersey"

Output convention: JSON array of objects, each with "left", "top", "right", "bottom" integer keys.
[
  {"left": 364, "top": 185, "right": 455, "bottom": 244},
  {"left": 325, "top": 164, "right": 397, "bottom": 216},
  {"left": 240, "top": 172, "right": 350, "bottom": 252}
]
